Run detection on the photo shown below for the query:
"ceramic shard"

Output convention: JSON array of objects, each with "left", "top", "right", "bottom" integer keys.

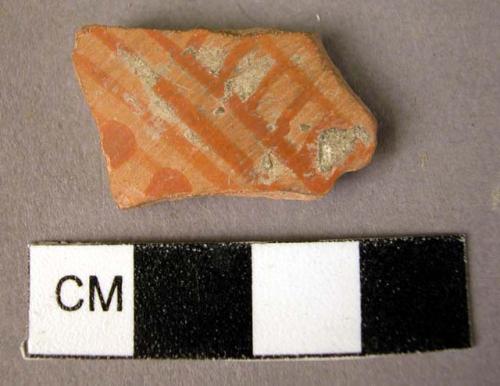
[{"left": 72, "top": 25, "right": 377, "bottom": 208}]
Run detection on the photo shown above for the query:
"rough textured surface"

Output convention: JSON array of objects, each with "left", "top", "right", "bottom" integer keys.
[
  {"left": 1, "top": 0, "right": 499, "bottom": 385},
  {"left": 72, "top": 26, "right": 377, "bottom": 208}
]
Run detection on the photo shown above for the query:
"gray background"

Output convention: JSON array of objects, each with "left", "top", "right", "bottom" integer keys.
[{"left": 1, "top": 0, "right": 499, "bottom": 384}]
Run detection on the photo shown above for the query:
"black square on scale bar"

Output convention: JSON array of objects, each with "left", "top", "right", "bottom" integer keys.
[
  {"left": 360, "top": 236, "right": 470, "bottom": 354},
  {"left": 134, "top": 243, "right": 252, "bottom": 358}
]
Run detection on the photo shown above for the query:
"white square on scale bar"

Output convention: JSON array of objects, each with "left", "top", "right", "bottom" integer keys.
[
  {"left": 251, "top": 241, "right": 362, "bottom": 356},
  {"left": 28, "top": 244, "right": 134, "bottom": 356}
]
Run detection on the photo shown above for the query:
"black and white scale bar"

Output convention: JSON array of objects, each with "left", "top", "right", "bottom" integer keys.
[{"left": 26, "top": 236, "right": 470, "bottom": 359}]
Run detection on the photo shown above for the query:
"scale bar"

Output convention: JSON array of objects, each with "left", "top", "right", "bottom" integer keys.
[{"left": 26, "top": 236, "right": 470, "bottom": 359}]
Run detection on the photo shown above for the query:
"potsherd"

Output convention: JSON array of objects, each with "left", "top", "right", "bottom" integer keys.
[{"left": 73, "top": 26, "right": 377, "bottom": 208}]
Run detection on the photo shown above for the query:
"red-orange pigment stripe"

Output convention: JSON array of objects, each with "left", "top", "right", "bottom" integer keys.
[
  {"left": 153, "top": 77, "right": 255, "bottom": 176},
  {"left": 145, "top": 32, "right": 315, "bottom": 189},
  {"left": 73, "top": 50, "right": 237, "bottom": 190},
  {"left": 258, "top": 35, "right": 350, "bottom": 127},
  {"left": 93, "top": 29, "right": 255, "bottom": 183},
  {"left": 245, "top": 64, "right": 284, "bottom": 110},
  {"left": 146, "top": 30, "right": 219, "bottom": 92}
]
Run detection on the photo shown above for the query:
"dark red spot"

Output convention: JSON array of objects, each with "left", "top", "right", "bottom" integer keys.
[
  {"left": 145, "top": 168, "right": 193, "bottom": 198},
  {"left": 100, "top": 120, "right": 137, "bottom": 169}
]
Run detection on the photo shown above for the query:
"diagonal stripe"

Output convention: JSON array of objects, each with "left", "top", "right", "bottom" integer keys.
[
  {"left": 97, "top": 28, "right": 349, "bottom": 194},
  {"left": 258, "top": 35, "right": 350, "bottom": 127},
  {"left": 93, "top": 28, "right": 256, "bottom": 182},
  {"left": 96, "top": 29, "right": 252, "bottom": 187},
  {"left": 106, "top": 30, "right": 257, "bottom": 179},
  {"left": 232, "top": 37, "right": 352, "bottom": 186},
  {"left": 237, "top": 95, "right": 337, "bottom": 193},
  {"left": 75, "top": 55, "right": 162, "bottom": 173},
  {"left": 131, "top": 31, "right": 276, "bottom": 185},
  {"left": 210, "top": 38, "right": 256, "bottom": 97},
  {"left": 227, "top": 96, "right": 331, "bottom": 193},
  {"left": 73, "top": 50, "right": 237, "bottom": 190},
  {"left": 272, "top": 88, "right": 313, "bottom": 139},
  {"left": 152, "top": 77, "right": 255, "bottom": 177},
  {"left": 145, "top": 32, "right": 324, "bottom": 193},
  {"left": 145, "top": 30, "right": 219, "bottom": 93},
  {"left": 244, "top": 64, "right": 284, "bottom": 111},
  {"left": 147, "top": 31, "right": 255, "bottom": 99}
]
